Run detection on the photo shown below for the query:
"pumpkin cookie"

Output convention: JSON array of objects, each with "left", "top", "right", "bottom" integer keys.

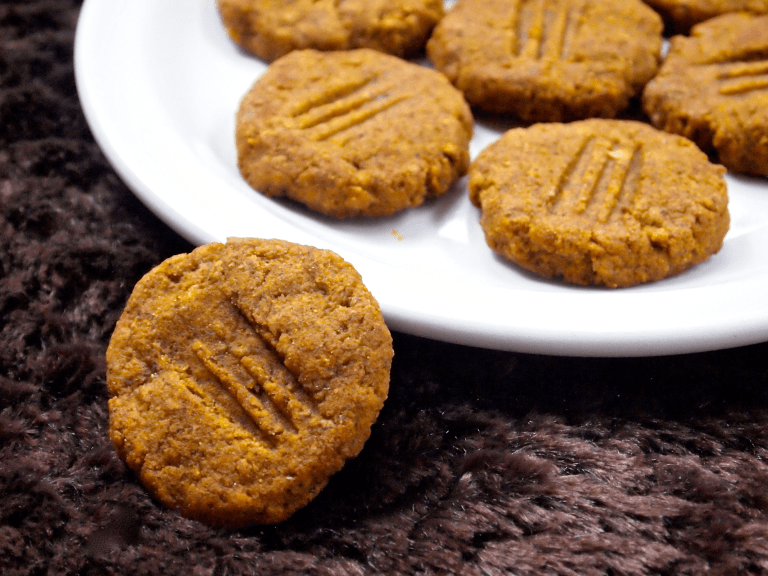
[
  {"left": 468, "top": 119, "right": 730, "bottom": 288},
  {"left": 641, "top": 0, "right": 768, "bottom": 34},
  {"left": 217, "top": 0, "right": 444, "bottom": 62},
  {"left": 643, "top": 12, "right": 768, "bottom": 177},
  {"left": 106, "top": 238, "right": 393, "bottom": 527},
  {"left": 426, "top": 0, "right": 663, "bottom": 122},
  {"left": 236, "top": 49, "right": 473, "bottom": 218}
]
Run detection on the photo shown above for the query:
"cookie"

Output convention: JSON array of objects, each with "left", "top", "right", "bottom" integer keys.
[
  {"left": 426, "top": 0, "right": 663, "bottom": 122},
  {"left": 643, "top": 12, "right": 768, "bottom": 177},
  {"left": 106, "top": 238, "right": 393, "bottom": 527},
  {"left": 640, "top": 0, "right": 768, "bottom": 34},
  {"left": 468, "top": 119, "right": 730, "bottom": 288},
  {"left": 236, "top": 49, "right": 473, "bottom": 218},
  {"left": 217, "top": 0, "right": 444, "bottom": 62}
]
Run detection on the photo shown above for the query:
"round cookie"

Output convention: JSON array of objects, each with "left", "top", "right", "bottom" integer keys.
[
  {"left": 106, "top": 238, "right": 393, "bottom": 527},
  {"left": 468, "top": 119, "right": 730, "bottom": 288},
  {"left": 426, "top": 0, "right": 663, "bottom": 122},
  {"left": 236, "top": 48, "right": 474, "bottom": 218},
  {"left": 643, "top": 12, "right": 768, "bottom": 177},
  {"left": 217, "top": 0, "right": 444, "bottom": 62},
  {"left": 641, "top": 0, "right": 768, "bottom": 34}
]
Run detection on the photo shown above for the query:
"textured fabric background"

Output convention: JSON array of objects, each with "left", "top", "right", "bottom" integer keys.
[{"left": 2, "top": 2, "right": 768, "bottom": 574}]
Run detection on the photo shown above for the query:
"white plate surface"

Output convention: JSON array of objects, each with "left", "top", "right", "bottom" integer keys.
[{"left": 74, "top": 0, "right": 768, "bottom": 357}]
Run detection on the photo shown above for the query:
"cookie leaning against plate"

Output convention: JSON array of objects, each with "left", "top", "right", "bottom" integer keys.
[
  {"left": 217, "top": 0, "right": 444, "bottom": 62},
  {"left": 106, "top": 238, "right": 393, "bottom": 528},
  {"left": 641, "top": 0, "right": 768, "bottom": 34},
  {"left": 426, "top": 0, "right": 663, "bottom": 122},
  {"left": 236, "top": 48, "right": 474, "bottom": 218},
  {"left": 469, "top": 119, "right": 730, "bottom": 288},
  {"left": 643, "top": 12, "right": 768, "bottom": 177}
]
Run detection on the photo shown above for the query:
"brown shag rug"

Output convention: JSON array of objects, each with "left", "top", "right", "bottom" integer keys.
[{"left": 2, "top": 2, "right": 768, "bottom": 574}]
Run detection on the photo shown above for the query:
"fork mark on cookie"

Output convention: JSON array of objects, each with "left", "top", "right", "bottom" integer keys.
[
  {"left": 192, "top": 332, "right": 323, "bottom": 443},
  {"left": 296, "top": 81, "right": 394, "bottom": 130},
  {"left": 598, "top": 144, "right": 641, "bottom": 223},
  {"left": 193, "top": 340, "right": 288, "bottom": 444},
  {"left": 515, "top": 0, "right": 576, "bottom": 60},
  {"left": 290, "top": 73, "right": 408, "bottom": 143},
  {"left": 289, "top": 75, "right": 378, "bottom": 117},
  {"left": 305, "top": 92, "right": 410, "bottom": 142},
  {"left": 547, "top": 137, "right": 640, "bottom": 222},
  {"left": 705, "top": 60, "right": 768, "bottom": 95},
  {"left": 545, "top": 135, "right": 596, "bottom": 211}
]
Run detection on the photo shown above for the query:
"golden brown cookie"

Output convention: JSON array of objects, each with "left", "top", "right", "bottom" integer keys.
[
  {"left": 426, "top": 0, "right": 663, "bottom": 122},
  {"left": 217, "top": 0, "right": 444, "bottom": 62},
  {"left": 236, "top": 49, "right": 473, "bottom": 218},
  {"left": 643, "top": 12, "right": 768, "bottom": 177},
  {"left": 468, "top": 119, "right": 730, "bottom": 288},
  {"left": 641, "top": 0, "right": 768, "bottom": 34},
  {"left": 106, "top": 238, "right": 393, "bottom": 527}
]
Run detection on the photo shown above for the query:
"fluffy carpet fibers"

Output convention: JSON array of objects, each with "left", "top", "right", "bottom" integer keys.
[{"left": 2, "top": 1, "right": 768, "bottom": 574}]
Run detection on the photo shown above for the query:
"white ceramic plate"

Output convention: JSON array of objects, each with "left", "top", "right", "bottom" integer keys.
[{"left": 74, "top": 0, "right": 768, "bottom": 357}]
